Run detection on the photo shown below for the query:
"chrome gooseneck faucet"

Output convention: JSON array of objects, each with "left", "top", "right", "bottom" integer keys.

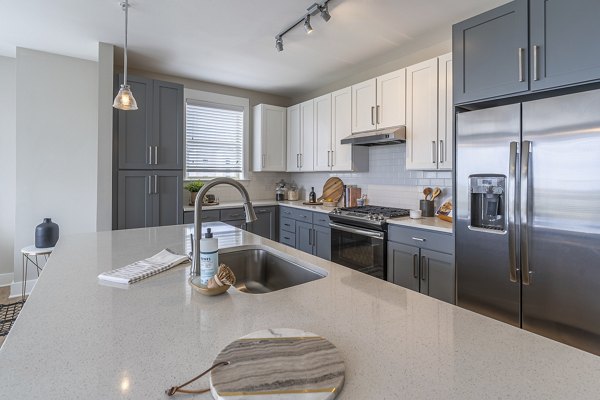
[{"left": 190, "top": 177, "right": 257, "bottom": 276}]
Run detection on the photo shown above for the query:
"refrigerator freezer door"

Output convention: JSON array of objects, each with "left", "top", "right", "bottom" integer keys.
[
  {"left": 456, "top": 104, "right": 522, "bottom": 326},
  {"left": 522, "top": 89, "right": 600, "bottom": 355}
]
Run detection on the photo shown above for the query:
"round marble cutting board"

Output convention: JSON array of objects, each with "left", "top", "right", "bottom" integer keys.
[{"left": 210, "top": 328, "right": 345, "bottom": 399}]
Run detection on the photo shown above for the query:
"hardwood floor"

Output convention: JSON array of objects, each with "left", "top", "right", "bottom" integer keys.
[{"left": 0, "top": 286, "right": 12, "bottom": 348}]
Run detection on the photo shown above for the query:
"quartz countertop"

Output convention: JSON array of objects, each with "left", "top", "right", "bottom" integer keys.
[
  {"left": 4, "top": 223, "right": 598, "bottom": 399},
  {"left": 388, "top": 216, "right": 453, "bottom": 233}
]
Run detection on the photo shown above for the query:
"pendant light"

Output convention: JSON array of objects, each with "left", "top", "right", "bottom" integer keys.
[{"left": 113, "top": 0, "right": 138, "bottom": 111}]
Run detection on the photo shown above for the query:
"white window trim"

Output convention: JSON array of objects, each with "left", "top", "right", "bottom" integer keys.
[{"left": 183, "top": 88, "right": 250, "bottom": 181}]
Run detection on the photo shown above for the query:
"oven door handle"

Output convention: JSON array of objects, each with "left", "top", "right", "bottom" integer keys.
[{"left": 329, "top": 222, "right": 385, "bottom": 239}]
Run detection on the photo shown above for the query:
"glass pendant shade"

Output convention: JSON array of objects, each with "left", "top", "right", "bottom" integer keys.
[{"left": 113, "top": 84, "right": 138, "bottom": 110}]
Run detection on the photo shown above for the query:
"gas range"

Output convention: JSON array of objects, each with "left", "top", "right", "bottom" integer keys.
[{"left": 329, "top": 205, "right": 410, "bottom": 230}]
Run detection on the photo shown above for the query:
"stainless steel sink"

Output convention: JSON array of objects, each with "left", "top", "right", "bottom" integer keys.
[{"left": 219, "top": 249, "right": 326, "bottom": 294}]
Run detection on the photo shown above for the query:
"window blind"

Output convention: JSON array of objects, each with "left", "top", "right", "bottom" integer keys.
[{"left": 185, "top": 100, "right": 244, "bottom": 174}]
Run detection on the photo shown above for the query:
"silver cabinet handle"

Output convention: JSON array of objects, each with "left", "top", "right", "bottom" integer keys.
[
  {"left": 327, "top": 150, "right": 330, "bottom": 167},
  {"left": 439, "top": 140, "right": 444, "bottom": 164},
  {"left": 154, "top": 145, "right": 158, "bottom": 164},
  {"left": 300, "top": 153, "right": 303, "bottom": 168},
  {"left": 154, "top": 175, "right": 158, "bottom": 194},
  {"left": 411, "top": 237, "right": 426, "bottom": 242},
  {"left": 421, "top": 256, "right": 427, "bottom": 281},
  {"left": 432, "top": 141, "right": 437, "bottom": 164},
  {"left": 371, "top": 106, "right": 375, "bottom": 126},
  {"left": 329, "top": 222, "right": 385, "bottom": 239},
  {"left": 262, "top": 154, "right": 266, "bottom": 168},
  {"left": 533, "top": 45, "right": 540, "bottom": 81},
  {"left": 296, "top": 153, "right": 299, "bottom": 169},
  {"left": 308, "top": 228, "right": 312, "bottom": 246},
  {"left": 148, "top": 176, "right": 152, "bottom": 194},
  {"left": 256, "top": 209, "right": 270, "bottom": 214},
  {"left": 518, "top": 47, "right": 525, "bottom": 82},
  {"left": 413, "top": 254, "right": 418, "bottom": 279},
  {"left": 508, "top": 141, "right": 518, "bottom": 283},
  {"left": 376, "top": 105, "right": 380, "bottom": 125},
  {"left": 330, "top": 150, "right": 334, "bottom": 167},
  {"left": 520, "top": 140, "right": 532, "bottom": 285},
  {"left": 148, "top": 146, "right": 152, "bottom": 165}
]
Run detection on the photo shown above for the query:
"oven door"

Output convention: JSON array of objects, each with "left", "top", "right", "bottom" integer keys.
[{"left": 329, "top": 222, "right": 386, "bottom": 279}]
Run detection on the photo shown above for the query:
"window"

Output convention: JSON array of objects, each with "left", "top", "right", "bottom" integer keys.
[{"left": 184, "top": 89, "right": 249, "bottom": 180}]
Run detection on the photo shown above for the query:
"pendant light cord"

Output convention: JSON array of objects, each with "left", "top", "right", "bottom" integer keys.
[{"left": 123, "top": 0, "right": 129, "bottom": 86}]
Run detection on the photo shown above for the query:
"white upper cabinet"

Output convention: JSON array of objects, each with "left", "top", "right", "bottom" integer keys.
[
  {"left": 351, "top": 69, "right": 406, "bottom": 134},
  {"left": 286, "top": 104, "right": 301, "bottom": 172},
  {"left": 313, "top": 94, "right": 332, "bottom": 171},
  {"left": 252, "top": 104, "right": 287, "bottom": 172},
  {"left": 376, "top": 69, "right": 406, "bottom": 129},
  {"left": 437, "top": 53, "right": 453, "bottom": 170},
  {"left": 351, "top": 79, "right": 377, "bottom": 133},
  {"left": 331, "top": 87, "right": 353, "bottom": 171},
  {"left": 299, "top": 99, "right": 315, "bottom": 172},
  {"left": 406, "top": 53, "right": 453, "bottom": 170}
]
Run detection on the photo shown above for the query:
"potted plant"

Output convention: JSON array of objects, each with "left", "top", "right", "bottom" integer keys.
[{"left": 184, "top": 180, "right": 204, "bottom": 206}]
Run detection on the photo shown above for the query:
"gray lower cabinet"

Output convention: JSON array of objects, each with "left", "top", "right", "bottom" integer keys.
[
  {"left": 454, "top": 0, "right": 600, "bottom": 105},
  {"left": 184, "top": 206, "right": 276, "bottom": 241},
  {"left": 118, "top": 170, "right": 183, "bottom": 229},
  {"left": 279, "top": 206, "right": 331, "bottom": 261},
  {"left": 453, "top": 0, "right": 529, "bottom": 104},
  {"left": 388, "top": 225, "right": 454, "bottom": 304}
]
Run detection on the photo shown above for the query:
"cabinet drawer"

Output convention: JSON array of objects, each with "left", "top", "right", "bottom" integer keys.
[
  {"left": 184, "top": 210, "right": 219, "bottom": 224},
  {"left": 292, "top": 208, "right": 313, "bottom": 223},
  {"left": 388, "top": 225, "right": 453, "bottom": 254},
  {"left": 279, "top": 230, "right": 296, "bottom": 247},
  {"left": 313, "top": 212, "right": 331, "bottom": 227},
  {"left": 280, "top": 217, "right": 296, "bottom": 233},
  {"left": 220, "top": 208, "right": 246, "bottom": 221},
  {"left": 279, "top": 206, "right": 295, "bottom": 219}
]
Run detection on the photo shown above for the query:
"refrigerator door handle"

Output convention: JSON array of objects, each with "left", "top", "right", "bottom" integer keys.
[
  {"left": 508, "top": 141, "right": 519, "bottom": 282},
  {"left": 521, "top": 140, "right": 532, "bottom": 285}
]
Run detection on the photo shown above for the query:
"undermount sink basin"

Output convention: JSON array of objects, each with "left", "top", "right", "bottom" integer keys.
[{"left": 220, "top": 249, "right": 326, "bottom": 294}]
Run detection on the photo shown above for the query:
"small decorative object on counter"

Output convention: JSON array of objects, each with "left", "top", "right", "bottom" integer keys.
[
  {"left": 275, "top": 180, "right": 287, "bottom": 201},
  {"left": 410, "top": 209, "right": 422, "bottom": 219},
  {"left": 199, "top": 228, "right": 219, "bottom": 287},
  {"left": 287, "top": 183, "right": 299, "bottom": 201},
  {"left": 184, "top": 180, "right": 205, "bottom": 206},
  {"left": 356, "top": 194, "right": 367, "bottom": 207},
  {"left": 35, "top": 218, "right": 59, "bottom": 248},
  {"left": 436, "top": 199, "right": 453, "bottom": 222},
  {"left": 207, "top": 264, "right": 236, "bottom": 289},
  {"left": 309, "top": 187, "right": 317, "bottom": 203}
]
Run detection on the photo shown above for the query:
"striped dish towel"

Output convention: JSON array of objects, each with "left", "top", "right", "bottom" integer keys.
[{"left": 98, "top": 249, "right": 189, "bottom": 285}]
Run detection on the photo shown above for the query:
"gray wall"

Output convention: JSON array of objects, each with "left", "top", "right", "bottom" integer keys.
[
  {"left": 0, "top": 56, "right": 16, "bottom": 283},
  {"left": 15, "top": 48, "right": 99, "bottom": 285}
]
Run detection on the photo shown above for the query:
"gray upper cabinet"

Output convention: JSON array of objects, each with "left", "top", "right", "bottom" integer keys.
[
  {"left": 116, "top": 76, "right": 183, "bottom": 170},
  {"left": 153, "top": 80, "right": 184, "bottom": 169},
  {"left": 118, "top": 170, "right": 183, "bottom": 229},
  {"left": 117, "top": 75, "right": 153, "bottom": 169},
  {"left": 453, "top": 0, "right": 529, "bottom": 104},
  {"left": 529, "top": 0, "right": 600, "bottom": 91},
  {"left": 454, "top": 0, "right": 600, "bottom": 105}
]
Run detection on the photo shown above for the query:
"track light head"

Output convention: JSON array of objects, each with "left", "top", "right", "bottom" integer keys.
[
  {"left": 304, "top": 15, "right": 313, "bottom": 34},
  {"left": 319, "top": 4, "right": 331, "bottom": 22},
  {"left": 275, "top": 36, "right": 284, "bottom": 52}
]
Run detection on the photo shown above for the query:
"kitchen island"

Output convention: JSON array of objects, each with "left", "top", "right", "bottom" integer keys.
[{"left": 1, "top": 223, "right": 599, "bottom": 399}]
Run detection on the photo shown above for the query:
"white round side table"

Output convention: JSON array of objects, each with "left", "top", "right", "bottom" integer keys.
[{"left": 21, "top": 245, "right": 53, "bottom": 300}]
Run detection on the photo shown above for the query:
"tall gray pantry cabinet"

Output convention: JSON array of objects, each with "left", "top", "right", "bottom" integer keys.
[
  {"left": 453, "top": 0, "right": 600, "bottom": 105},
  {"left": 114, "top": 75, "right": 184, "bottom": 229}
]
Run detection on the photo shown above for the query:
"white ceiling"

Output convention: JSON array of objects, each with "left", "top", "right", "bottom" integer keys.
[{"left": 0, "top": 0, "right": 508, "bottom": 98}]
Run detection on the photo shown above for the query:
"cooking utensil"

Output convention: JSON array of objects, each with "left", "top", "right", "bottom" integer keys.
[
  {"left": 423, "top": 187, "right": 432, "bottom": 200},
  {"left": 431, "top": 187, "right": 442, "bottom": 201}
]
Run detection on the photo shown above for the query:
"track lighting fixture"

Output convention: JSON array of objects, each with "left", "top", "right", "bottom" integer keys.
[
  {"left": 304, "top": 15, "right": 314, "bottom": 34},
  {"left": 275, "top": 0, "right": 334, "bottom": 52}
]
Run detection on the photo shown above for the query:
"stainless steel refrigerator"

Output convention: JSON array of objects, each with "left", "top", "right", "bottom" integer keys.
[{"left": 456, "top": 88, "right": 600, "bottom": 355}]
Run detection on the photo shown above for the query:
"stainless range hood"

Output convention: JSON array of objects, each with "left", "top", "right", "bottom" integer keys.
[{"left": 340, "top": 126, "right": 406, "bottom": 146}]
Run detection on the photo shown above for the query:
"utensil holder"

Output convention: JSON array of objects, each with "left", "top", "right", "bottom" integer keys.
[{"left": 420, "top": 200, "right": 435, "bottom": 217}]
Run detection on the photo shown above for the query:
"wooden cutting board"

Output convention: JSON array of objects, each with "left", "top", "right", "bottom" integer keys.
[
  {"left": 210, "top": 328, "right": 345, "bottom": 399},
  {"left": 318, "top": 177, "right": 344, "bottom": 202}
]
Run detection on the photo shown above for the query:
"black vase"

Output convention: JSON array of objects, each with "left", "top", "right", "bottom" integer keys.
[{"left": 35, "top": 218, "right": 59, "bottom": 248}]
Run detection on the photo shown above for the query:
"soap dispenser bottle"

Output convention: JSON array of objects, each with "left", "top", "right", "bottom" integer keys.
[{"left": 200, "top": 228, "right": 219, "bottom": 287}]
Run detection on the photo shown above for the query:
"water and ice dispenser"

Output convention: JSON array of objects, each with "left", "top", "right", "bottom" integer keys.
[{"left": 469, "top": 175, "right": 506, "bottom": 231}]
